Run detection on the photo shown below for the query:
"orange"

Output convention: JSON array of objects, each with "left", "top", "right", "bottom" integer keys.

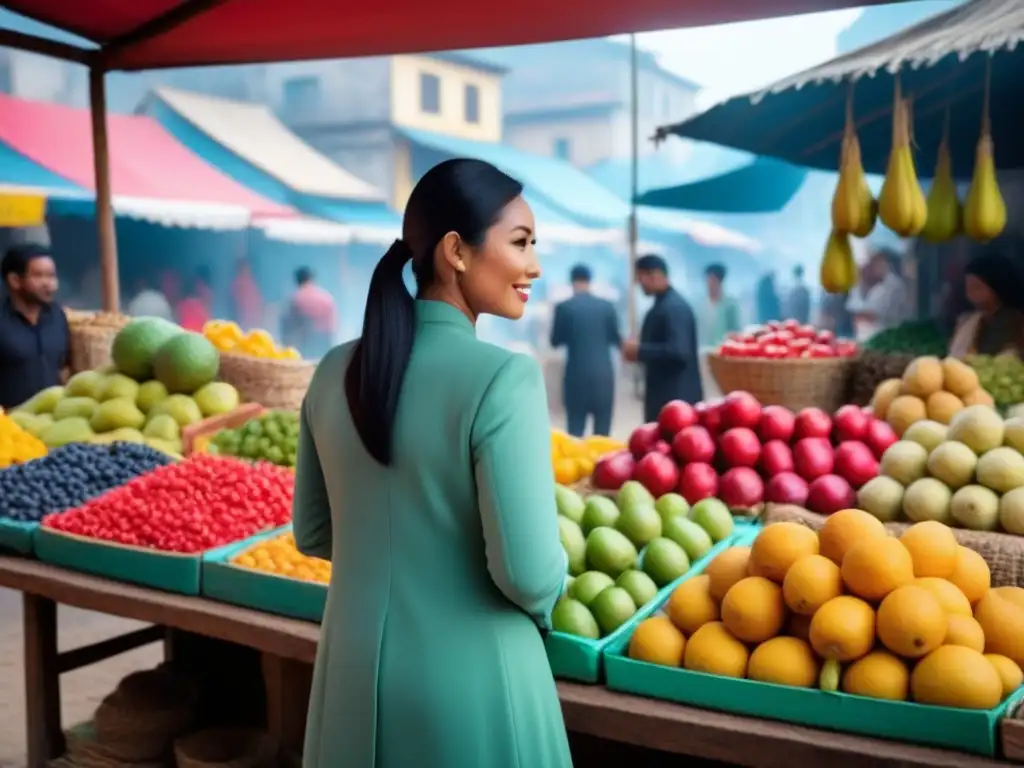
[
  {"left": 842, "top": 650, "right": 909, "bottom": 701},
  {"left": 944, "top": 615, "right": 985, "bottom": 653},
  {"left": 705, "top": 547, "right": 752, "bottom": 602},
  {"left": 748, "top": 522, "right": 819, "bottom": 583},
  {"left": 809, "top": 595, "right": 875, "bottom": 662},
  {"left": 948, "top": 546, "right": 991, "bottom": 604},
  {"left": 748, "top": 637, "right": 819, "bottom": 688},
  {"left": 553, "top": 458, "right": 580, "bottom": 485},
  {"left": 985, "top": 654, "right": 1024, "bottom": 698},
  {"left": 841, "top": 536, "right": 914, "bottom": 602},
  {"left": 683, "top": 622, "right": 749, "bottom": 678},
  {"left": 818, "top": 509, "right": 887, "bottom": 566},
  {"left": 628, "top": 616, "right": 686, "bottom": 667},
  {"left": 911, "top": 646, "right": 1003, "bottom": 709},
  {"left": 912, "top": 577, "right": 972, "bottom": 616},
  {"left": 876, "top": 585, "right": 947, "bottom": 658},
  {"left": 665, "top": 575, "right": 719, "bottom": 635},
  {"left": 721, "top": 576, "right": 786, "bottom": 644},
  {"left": 899, "top": 521, "right": 959, "bottom": 578},
  {"left": 782, "top": 554, "right": 843, "bottom": 615},
  {"left": 974, "top": 587, "right": 1024, "bottom": 667}
]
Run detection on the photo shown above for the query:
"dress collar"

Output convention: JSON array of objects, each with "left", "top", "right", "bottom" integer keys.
[{"left": 415, "top": 300, "right": 475, "bottom": 336}]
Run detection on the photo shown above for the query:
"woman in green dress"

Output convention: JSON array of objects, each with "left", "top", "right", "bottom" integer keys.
[{"left": 293, "top": 159, "right": 572, "bottom": 768}]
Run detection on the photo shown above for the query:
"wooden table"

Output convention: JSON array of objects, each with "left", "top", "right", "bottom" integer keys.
[{"left": 0, "top": 554, "right": 1018, "bottom": 768}]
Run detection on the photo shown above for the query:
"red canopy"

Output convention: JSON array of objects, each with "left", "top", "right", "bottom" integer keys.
[
  {"left": 0, "top": 92, "right": 293, "bottom": 217},
  {"left": 9, "top": 0, "right": 897, "bottom": 71}
]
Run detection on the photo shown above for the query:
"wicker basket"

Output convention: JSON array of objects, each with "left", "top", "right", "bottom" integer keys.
[
  {"left": 68, "top": 324, "right": 119, "bottom": 373},
  {"left": 706, "top": 352, "right": 857, "bottom": 413},
  {"left": 849, "top": 351, "right": 915, "bottom": 406},
  {"left": 174, "top": 728, "right": 278, "bottom": 768},
  {"left": 217, "top": 353, "right": 315, "bottom": 411}
]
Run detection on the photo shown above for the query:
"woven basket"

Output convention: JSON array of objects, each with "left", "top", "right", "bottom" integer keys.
[
  {"left": 217, "top": 353, "right": 315, "bottom": 411},
  {"left": 706, "top": 352, "right": 856, "bottom": 413},
  {"left": 68, "top": 324, "right": 119, "bottom": 373},
  {"left": 849, "top": 351, "right": 915, "bottom": 406},
  {"left": 762, "top": 504, "right": 1024, "bottom": 588},
  {"left": 174, "top": 728, "right": 278, "bottom": 768},
  {"left": 62, "top": 721, "right": 169, "bottom": 768}
]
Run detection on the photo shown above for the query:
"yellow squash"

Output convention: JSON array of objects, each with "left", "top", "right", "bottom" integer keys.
[
  {"left": 878, "top": 97, "right": 927, "bottom": 238},
  {"left": 921, "top": 133, "right": 962, "bottom": 244},
  {"left": 819, "top": 230, "right": 857, "bottom": 295}
]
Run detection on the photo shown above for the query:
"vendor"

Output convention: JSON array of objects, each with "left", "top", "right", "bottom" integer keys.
[
  {"left": 846, "top": 247, "right": 909, "bottom": 342},
  {"left": 948, "top": 249, "right": 1024, "bottom": 358}
]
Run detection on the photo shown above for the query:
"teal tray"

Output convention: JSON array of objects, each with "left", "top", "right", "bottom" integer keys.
[
  {"left": 35, "top": 527, "right": 203, "bottom": 595},
  {"left": 604, "top": 575, "right": 1024, "bottom": 757},
  {"left": 202, "top": 525, "right": 327, "bottom": 622},
  {"left": 0, "top": 518, "right": 37, "bottom": 554},
  {"left": 546, "top": 524, "right": 760, "bottom": 683}
]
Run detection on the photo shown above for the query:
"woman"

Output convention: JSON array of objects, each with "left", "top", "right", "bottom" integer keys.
[
  {"left": 293, "top": 159, "right": 572, "bottom": 768},
  {"left": 175, "top": 275, "right": 211, "bottom": 333},
  {"left": 949, "top": 248, "right": 1024, "bottom": 358}
]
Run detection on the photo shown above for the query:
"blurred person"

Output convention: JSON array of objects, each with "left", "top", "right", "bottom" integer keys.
[
  {"left": 621, "top": 254, "right": 702, "bottom": 420},
  {"left": 550, "top": 263, "right": 620, "bottom": 437},
  {"left": 0, "top": 244, "right": 68, "bottom": 409},
  {"left": 231, "top": 257, "right": 263, "bottom": 330},
  {"left": 126, "top": 276, "right": 172, "bottom": 320},
  {"left": 697, "top": 262, "right": 741, "bottom": 348},
  {"left": 755, "top": 270, "right": 781, "bottom": 325},
  {"left": 176, "top": 271, "right": 213, "bottom": 332},
  {"left": 282, "top": 266, "right": 337, "bottom": 360},
  {"left": 818, "top": 291, "right": 855, "bottom": 338},
  {"left": 948, "top": 247, "right": 1024, "bottom": 358},
  {"left": 847, "top": 247, "right": 909, "bottom": 342},
  {"left": 787, "top": 264, "right": 811, "bottom": 324}
]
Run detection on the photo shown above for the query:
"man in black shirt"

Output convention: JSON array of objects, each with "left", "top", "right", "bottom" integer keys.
[{"left": 0, "top": 244, "right": 69, "bottom": 410}]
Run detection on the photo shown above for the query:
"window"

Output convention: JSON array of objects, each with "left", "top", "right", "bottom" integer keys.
[
  {"left": 464, "top": 84, "right": 480, "bottom": 124},
  {"left": 419, "top": 73, "right": 440, "bottom": 114},
  {"left": 282, "top": 76, "right": 321, "bottom": 113},
  {"left": 553, "top": 138, "right": 572, "bottom": 162}
]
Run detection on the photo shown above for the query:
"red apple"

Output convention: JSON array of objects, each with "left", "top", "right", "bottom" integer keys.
[
  {"left": 764, "top": 472, "right": 810, "bottom": 506},
  {"left": 678, "top": 462, "right": 719, "bottom": 504},
  {"left": 658, "top": 400, "right": 698, "bottom": 438},
  {"left": 816, "top": 330, "right": 836, "bottom": 345},
  {"left": 833, "top": 441, "right": 880, "bottom": 489},
  {"left": 794, "top": 408, "right": 833, "bottom": 440},
  {"left": 759, "top": 405, "right": 796, "bottom": 443},
  {"left": 672, "top": 425, "right": 716, "bottom": 464},
  {"left": 695, "top": 399, "right": 725, "bottom": 433},
  {"left": 719, "top": 467, "right": 764, "bottom": 508},
  {"left": 806, "top": 474, "right": 855, "bottom": 515},
  {"left": 591, "top": 450, "right": 636, "bottom": 490},
  {"left": 833, "top": 404, "right": 870, "bottom": 443},
  {"left": 652, "top": 440, "right": 673, "bottom": 455},
  {"left": 719, "top": 427, "right": 762, "bottom": 468},
  {"left": 628, "top": 422, "right": 662, "bottom": 459},
  {"left": 864, "top": 419, "right": 898, "bottom": 459},
  {"left": 793, "top": 437, "right": 835, "bottom": 481},
  {"left": 760, "top": 440, "right": 795, "bottom": 477},
  {"left": 722, "top": 391, "right": 762, "bottom": 429},
  {"left": 632, "top": 452, "right": 680, "bottom": 498}
]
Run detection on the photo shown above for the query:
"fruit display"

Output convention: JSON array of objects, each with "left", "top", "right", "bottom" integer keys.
[
  {"left": 966, "top": 354, "right": 1024, "bottom": 411},
  {"left": 598, "top": 393, "right": 895, "bottom": 516},
  {"left": 626, "top": 513, "right": 1023, "bottom": 712},
  {"left": 0, "top": 410, "right": 47, "bottom": 468},
  {"left": 208, "top": 410, "right": 299, "bottom": 467},
  {"left": 920, "top": 119, "right": 961, "bottom": 244},
  {"left": 863, "top": 320, "right": 947, "bottom": 357},
  {"left": 231, "top": 530, "right": 330, "bottom": 583},
  {"left": 861, "top": 404, "right": 1024, "bottom": 534},
  {"left": 962, "top": 91, "right": 1006, "bottom": 243},
  {"left": 830, "top": 118, "right": 876, "bottom": 240},
  {"left": 552, "top": 481, "right": 734, "bottom": 639},
  {"left": 203, "top": 321, "right": 300, "bottom": 360},
  {"left": 0, "top": 443, "right": 172, "bottom": 523},
  {"left": 42, "top": 454, "right": 293, "bottom": 553},
  {"left": 551, "top": 430, "right": 625, "bottom": 486},
  {"left": 716, "top": 320, "right": 858, "bottom": 360},
  {"left": 878, "top": 89, "right": 926, "bottom": 238},
  {"left": 870, "top": 356, "right": 994, "bottom": 436}
]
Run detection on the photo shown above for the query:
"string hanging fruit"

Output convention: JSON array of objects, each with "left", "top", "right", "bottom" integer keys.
[
  {"left": 963, "top": 57, "right": 1006, "bottom": 243},
  {"left": 921, "top": 108, "right": 962, "bottom": 244},
  {"left": 819, "top": 230, "right": 858, "bottom": 295},
  {"left": 878, "top": 80, "right": 927, "bottom": 238},
  {"left": 830, "top": 86, "right": 877, "bottom": 238}
]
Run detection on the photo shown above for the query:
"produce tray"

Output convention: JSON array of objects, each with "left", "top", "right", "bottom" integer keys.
[
  {"left": 547, "top": 525, "right": 760, "bottom": 684},
  {"left": 202, "top": 525, "right": 327, "bottom": 622},
  {"left": 181, "top": 403, "right": 266, "bottom": 456},
  {"left": 604, "top": 579, "right": 1024, "bottom": 757},
  {"left": 34, "top": 527, "right": 203, "bottom": 595},
  {"left": 0, "top": 518, "right": 37, "bottom": 554}
]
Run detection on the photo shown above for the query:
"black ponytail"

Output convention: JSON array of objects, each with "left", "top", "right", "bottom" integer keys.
[{"left": 345, "top": 239, "right": 414, "bottom": 466}]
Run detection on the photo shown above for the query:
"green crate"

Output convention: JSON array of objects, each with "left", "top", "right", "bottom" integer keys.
[
  {"left": 604, "top": 571, "right": 1024, "bottom": 757},
  {"left": 546, "top": 523, "right": 761, "bottom": 683},
  {"left": 35, "top": 527, "right": 203, "bottom": 594},
  {"left": 0, "top": 519, "right": 37, "bottom": 554},
  {"left": 202, "top": 525, "right": 327, "bottom": 622}
]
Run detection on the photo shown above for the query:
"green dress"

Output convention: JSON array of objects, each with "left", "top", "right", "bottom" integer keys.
[{"left": 293, "top": 299, "right": 573, "bottom": 768}]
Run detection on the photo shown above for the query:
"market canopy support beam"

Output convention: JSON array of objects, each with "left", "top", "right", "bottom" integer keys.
[
  {"left": 89, "top": 67, "right": 119, "bottom": 313},
  {"left": 0, "top": 29, "right": 91, "bottom": 64}
]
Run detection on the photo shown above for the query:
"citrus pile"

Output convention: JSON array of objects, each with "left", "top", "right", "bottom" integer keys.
[
  {"left": 628, "top": 511, "right": 1024, "bottom": 710},
  {"left": 551, "top": 430, "right": 625, "bottom": 485},
  {"left": 0, "top": 411, "right": 47, "bottom": 468},
  {"left": 203, "top": 321, "right": 300, "bottom": 360},
  {"left": 231, "top": 530, "right": 330, "bottom": 584}
]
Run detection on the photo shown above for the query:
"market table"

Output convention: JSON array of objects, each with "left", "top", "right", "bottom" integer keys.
[{"left": 0, "top": 554, "right": 1019, "bottom": 768}]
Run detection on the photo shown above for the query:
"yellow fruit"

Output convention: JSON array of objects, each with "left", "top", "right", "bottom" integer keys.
[
  {"left": 818, "top": 508, "right": 887, "bottom": 566},
  {"left": 948, "top": 546, "right": 991, "bottom": 604},
  {"left": 941, "top": 358, "right": 980, "bottom": 399},
  {"left": 666, "top": 575, "right": 719, "bottom": 635},
  {"left": 902, "top": 356, "right": 945, "bottom": 399},
  {"left": 748, "top": 522, "right": 819, "bottom": 584},
  {"left": 961, "top": 388, "right": 995, "bottom": 408},
  {"left": 783, "top": 554, "right": 843, "bottom": 616},
  {"left": 721, "top": 576, "right": 787, "bottom": 644},
  {"left": 878, "top": 99, "right": 927, "bottom": 237},
  {"left": 705, "top": 547, "right": 752, "bottom": 602},
  {"left": 962, "top": 133, "right": 1007, "bottom": 243},
  {"left": 809, "top": 595, "right": 876, "bottom": 662},
  {"left": 911, "top": 645, "right": 1003, "bottom": 709},
  {"left": 628, "top": 616, "right": 686, "bottom": 667},
  {"left": 748, "top": 637, "right": 819, "bottom": 688},
  {"left": 944, "top": 614, "right": 985, "bottom": 653},
  {"left": 819, "top": 658, "right": 842, "bottom": 692},
  {"left": 925, "top": 391, "right": 964, "bottom": 425},
  {"left": 786, "top": 613, "right": 813, "bottom": 643},
  {"left": 553, "top": 458, "right": 580, "bottom": 485},
  {"left": 232, "top": 532, "right": 331, "bottom": 583},
  {"left": 876, "top": 585, "right": 947, "bottom": 659},
  {"left": 830, "top": 131, "right": 876, "bottom": 238},
  {"left": 899, "top": 521, "right": 959, "bottom": 578},
  {"left": 912, "top": 577, "right": 972, "bottom": 616},
  {"left": 683, "top": 621, "right": 749, "bottom": 678},
  {"left": 842, "top": 650, "right": 910, "bottom": 701},
  {"left": 886, "top": 395, "right": 928, "bottom": 437},
  {"left": 872, "top": 379, "right": 904, "bottom": 421},
  {"left": 985, "top": 654, "right": 1024, "bottom": 699},
  {"left": 921, "top": 139, "right": 962, "bottom": 244},
  {"left": 841, "top": 536, "right": 915, "bottom": 602},
  {"left": 819, "top": 230, "right": 858, "bottom": 294},
  {"left": 974, "top": 587, "right": 1024, "bottom": 667}
]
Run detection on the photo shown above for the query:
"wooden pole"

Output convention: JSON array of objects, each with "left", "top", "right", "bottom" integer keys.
[
  {"left": 627, "top": 33, "right": 640, "bottom": 337},
  {"left": 89, "top": 67, "right": 120, "bottom": 313}
]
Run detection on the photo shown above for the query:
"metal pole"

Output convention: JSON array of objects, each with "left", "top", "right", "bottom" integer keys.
[
  {"left": 89, "top": 67, "right": 119, "bottom": 313},
  {"left": 627, "top": 33, "right": 640, "bottom": 338}
]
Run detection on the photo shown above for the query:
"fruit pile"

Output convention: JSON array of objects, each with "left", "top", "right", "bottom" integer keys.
[
  {"left": 966, "top": 354, "right": 1024, "bottom": 411},
  {"left": 43, "top": 455, "right": 293, "bottom": 553},
  {"left": 0, "top": 411, "right": 47, "bottom": 468},
  {"left": 553, "top": 481, "right": 734, "bottom": 639},
  {"left": 860, "top": 405, "right": 1024, "bottom": 534},
  {"left": 551, "top": 430, "right": 625, "bottom": 486},
  {"left": 231, "top": 530, "right": 330, "bottom": 583},
  {"left": 209, "top": 410, "right": 299, "bottom": 467},
  {"left": 597, "top": 393, "right": 897, "bottom": 517},
  {"left": 871, "top": 356, "right": 994, "bottom": 436},
  {"left": 0, "top": 443, "right": 172, "bottom": 523},
  {"left": 716, "top": 320, "right": 858, "bottom": 360},
  {"left": 203, "top": 321, "right": 300, "bottom": 360},
  {"left": 628, "top": 512, "right": 1023, "bottom": 711}
]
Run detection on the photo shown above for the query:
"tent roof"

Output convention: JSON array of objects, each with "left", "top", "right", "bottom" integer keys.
[
  {"left": 150, "top": 87, "right": 385, "bottom": 202},
  {"left": 5, "top": 0, "right": 906, "bottom": 72}
]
